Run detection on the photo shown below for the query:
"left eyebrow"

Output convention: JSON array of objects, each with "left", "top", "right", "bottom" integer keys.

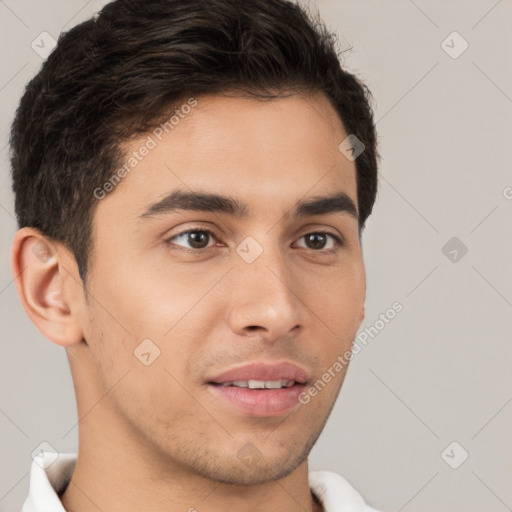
[
  {"left": 139, "top": 189, "right": 358, "bottom": 221},
  {"left": 294, "top": 192, "right": 358, "bottom": 220}
]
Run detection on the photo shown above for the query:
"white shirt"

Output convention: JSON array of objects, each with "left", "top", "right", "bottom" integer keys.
[{"left": 20, "top": 452, "right": 381, "bottom": 512}]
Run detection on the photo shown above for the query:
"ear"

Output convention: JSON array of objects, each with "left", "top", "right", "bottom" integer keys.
[{"left": 11, "top": 227, "right": 84, "bottom": 347}]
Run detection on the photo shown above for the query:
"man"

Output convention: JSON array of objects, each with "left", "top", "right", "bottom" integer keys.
[{"left": 10, "top": 0, "right": 380, "bottom": 510}]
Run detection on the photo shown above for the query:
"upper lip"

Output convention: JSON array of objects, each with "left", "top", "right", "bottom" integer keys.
[{"left": 207, "top": 361, "right": 310, "bottom": 384}]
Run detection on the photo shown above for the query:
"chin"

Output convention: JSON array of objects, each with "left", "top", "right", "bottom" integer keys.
[{"left": 189, "top": 436, "right": 316, "bottom": 486}]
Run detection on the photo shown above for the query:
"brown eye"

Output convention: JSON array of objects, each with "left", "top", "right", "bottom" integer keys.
[
  {"left": 168, "top": 229, "right": 216, "bottom": 250},
  {"left": 295, "top": 231, "right": 343, "bottom": 251}
]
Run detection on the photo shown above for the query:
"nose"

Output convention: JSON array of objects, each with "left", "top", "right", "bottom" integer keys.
[{"left": 226, "top": 245, "right": 304, "bottom": 341}]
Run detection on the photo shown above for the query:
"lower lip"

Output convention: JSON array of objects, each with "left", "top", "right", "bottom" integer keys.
[{"left": 207, "top": 384, "right": 306, "bottom": 417}]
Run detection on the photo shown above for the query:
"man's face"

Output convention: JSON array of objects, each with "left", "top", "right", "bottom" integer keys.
[{"left": 72, "top": 92, "right": 366, "bottom": 485}]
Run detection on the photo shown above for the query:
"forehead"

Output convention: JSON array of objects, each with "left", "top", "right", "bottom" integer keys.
[{"left": 95, "top": 92, "right": 357, "bottom": 222}]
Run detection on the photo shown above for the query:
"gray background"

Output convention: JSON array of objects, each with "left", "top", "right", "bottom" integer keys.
[{"left": 1, "top": 1, "right": 511, "bottom": 511}]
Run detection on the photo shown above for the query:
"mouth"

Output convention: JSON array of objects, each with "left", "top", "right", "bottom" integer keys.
[
  {"left": 211, "top": 379, "right": 298, "bottom": 389},
  {"left": 207, "top": 381, "right": 307, "bottom": 417},
  {"left": 206, "top": 362, "right": 310, "bottom": 417}
]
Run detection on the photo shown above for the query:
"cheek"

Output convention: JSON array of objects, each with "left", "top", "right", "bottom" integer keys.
[
  {"left": 307, "top": 260, "right": 365, "bottom": 337},
  {"left": 83, "top": 260, "right": 216, "bottom": 388},
  {"left": 88, "top": 253, "right": 186, "bottom": 337},
  {"left": 82, "top": 299, "right": 195, "bottom": 420}
]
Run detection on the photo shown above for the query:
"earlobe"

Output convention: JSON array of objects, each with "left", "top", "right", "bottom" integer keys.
[{"left": 11, "top": 228, "right": 84, "bottom": 347}]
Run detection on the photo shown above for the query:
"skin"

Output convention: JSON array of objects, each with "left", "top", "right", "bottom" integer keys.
[{"left": 12, "top": 91, "right": 366, "bottom": 512}]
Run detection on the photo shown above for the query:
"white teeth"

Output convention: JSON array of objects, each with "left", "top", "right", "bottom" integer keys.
[
  {"left": 219, "top": 379, "right": 295, "bottom": 389},
  {"left": 263, "top": 380, "right": 283, "bottom": 389},
  {"left": 217, "top": 380, "right": 296, "bottom": 388},
  {"left": 248, "top": 380, "right": 266, "bottom": 389}
]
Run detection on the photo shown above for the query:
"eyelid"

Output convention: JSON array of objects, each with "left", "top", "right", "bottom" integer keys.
[
  {"left": 165, "top": 226, "right": 221, "bottom": 252},
  {"left": 293, "top": 230, "right": 345, "bottom": 251},
  {"left": 165, "top": 225, "right": 345, "bottom": 252}
]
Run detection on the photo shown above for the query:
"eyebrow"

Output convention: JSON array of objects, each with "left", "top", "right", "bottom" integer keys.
[{"left": 139, "top": 189, "right": 358, "bottom": 221}]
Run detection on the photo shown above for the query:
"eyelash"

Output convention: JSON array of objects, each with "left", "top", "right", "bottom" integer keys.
[{"left": 165, "top": 227, "right": 345, "bottom": 254}]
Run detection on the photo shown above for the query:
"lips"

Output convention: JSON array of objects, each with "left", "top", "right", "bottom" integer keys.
[
  {"left": 206, "top": 361, "right": 310, "bottom": 417},
  {"left": 207, "top": 361, "right": 310, "bottom": 385}
]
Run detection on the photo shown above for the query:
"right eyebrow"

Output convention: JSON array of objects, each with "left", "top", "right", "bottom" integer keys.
[{"left": 139, "top": 189, "right": 249, "bottom": 219}]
